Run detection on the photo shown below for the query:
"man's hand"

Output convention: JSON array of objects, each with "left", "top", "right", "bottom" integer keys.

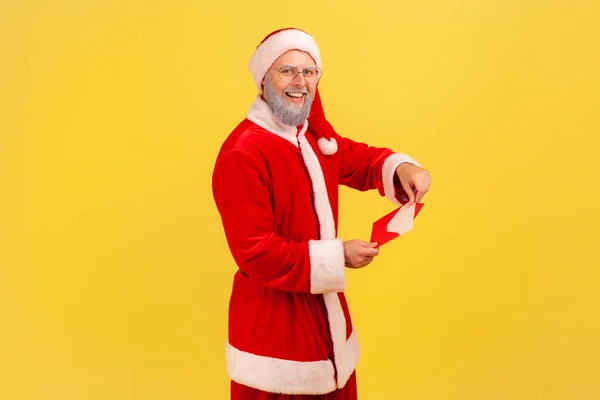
[
  {"left": 343, "top": 240, "right": 379, "bottom": 269},
  {"left": 396, "top": 163, "right": 431, "bottom": 205}
]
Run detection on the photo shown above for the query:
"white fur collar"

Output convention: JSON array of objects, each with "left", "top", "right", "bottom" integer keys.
[{"left": 246, "top": 95, "right": 308, "bottom": 147}]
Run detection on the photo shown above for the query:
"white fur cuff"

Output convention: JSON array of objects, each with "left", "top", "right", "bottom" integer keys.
[
  {"left": 308, "top": 239, "right": 345, "bottom": 294},
  {"left": 382, "top": 153, "right": 421, "bottom": 206}
]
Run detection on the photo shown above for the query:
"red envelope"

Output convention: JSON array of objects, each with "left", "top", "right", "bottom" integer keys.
[{"left": 370, "top": 203, "right": 424, "bottom": 247}]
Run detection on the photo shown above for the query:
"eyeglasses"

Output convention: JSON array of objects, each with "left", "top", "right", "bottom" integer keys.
[{"left": 271, "top": 64, "right": 322, "bottom": 83}]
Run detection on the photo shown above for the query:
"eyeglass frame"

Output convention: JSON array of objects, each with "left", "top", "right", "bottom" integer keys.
[{"left": 269, "top": 64, "right": 323, "bottom": 83}]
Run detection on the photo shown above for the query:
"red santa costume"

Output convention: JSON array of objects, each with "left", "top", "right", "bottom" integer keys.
[{"left": 212, "top": 28, "right": 420, "bottom": 399}]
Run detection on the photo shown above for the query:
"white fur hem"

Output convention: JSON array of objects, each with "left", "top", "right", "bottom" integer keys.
[
  {"left": 309, "top": 239, "right": 345, "bottom": 294},
  {"left": 226, "top": 331, "right": 360, "bottom": 394},
  {"left": 382, "top": 153, "right": 421, "bottom": 206}
]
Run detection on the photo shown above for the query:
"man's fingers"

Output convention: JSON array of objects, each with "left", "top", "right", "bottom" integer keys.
[
  {"left": 353, "top": 239, "right": 370, "bottom": 247},
  {"left": 401, "top": 181, "right": 415, "bottom": 205},
  {"left": 415, "top": 173, "right": 431, "bottom": 203},
  {"left": 398, "top": 165, "right": 431, "bottom": 206},
  {"left": 415, "top": 190, "right": 425, "bottom": 204},
  {"left": 362, "top": 247, "right": 379, "bottom": 257},
  {"left": 359, "top": 256, "right": 374, "bottom": 267},
  {"left": 345, "top": 240, "right": 382, "bottom": 268}
]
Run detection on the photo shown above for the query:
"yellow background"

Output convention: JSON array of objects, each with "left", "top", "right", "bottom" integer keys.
[{"left": 1, "top": 0, "right": 599, "bottom": 398}]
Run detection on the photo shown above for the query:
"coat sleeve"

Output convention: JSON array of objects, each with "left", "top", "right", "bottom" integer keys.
[
  {"left": 212, "top": 148, "right": 345, "bottom": 294},
  {"left": 337, "top": 135, "right": 421, "bottom": 206}
]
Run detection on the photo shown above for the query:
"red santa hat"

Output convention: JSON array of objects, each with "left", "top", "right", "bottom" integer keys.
[{"left": 248, "top": 28, "right": 338, "bottom": 156}]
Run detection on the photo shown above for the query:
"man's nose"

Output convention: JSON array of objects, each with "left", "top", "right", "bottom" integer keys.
[{"left": 291, "top": 72, "right": 306, "bottom": 86}]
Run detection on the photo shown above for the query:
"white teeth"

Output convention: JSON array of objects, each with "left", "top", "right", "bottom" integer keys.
[{"left": 287, "top": 92, "right": 304, "bottom": 98}]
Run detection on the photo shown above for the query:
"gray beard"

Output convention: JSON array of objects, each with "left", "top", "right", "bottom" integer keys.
[{"left": 264, "top": 75, "right": 314, "bottom": 126}]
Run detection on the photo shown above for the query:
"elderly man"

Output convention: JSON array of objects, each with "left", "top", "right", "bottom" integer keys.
[{"left": 212, "top": 28, "right": 431, "bottom": 399}]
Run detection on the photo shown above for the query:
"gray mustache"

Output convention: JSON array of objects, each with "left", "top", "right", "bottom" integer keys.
[{"left": 284, "top": 88, "right": 308, "bottom": 94}]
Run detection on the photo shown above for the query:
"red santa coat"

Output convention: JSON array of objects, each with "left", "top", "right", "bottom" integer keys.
[{"left": 212, "top": 96, "right": 419, "bottom": 395}]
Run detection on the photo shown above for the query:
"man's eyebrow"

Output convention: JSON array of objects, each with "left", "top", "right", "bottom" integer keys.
[{"left": 277, "top": 64, "right": 317, "bottom": 69}]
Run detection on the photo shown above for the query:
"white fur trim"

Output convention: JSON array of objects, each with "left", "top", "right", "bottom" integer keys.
[
  {"left": 323, "top": 293, "right": 360, "bottom": 388},
  {"left": 298, "top": 133, "right": 359, "bottom": 387},
  {"left": 308, "top": 239, "right": 345, "bottom": 294},
  {"left": 336, "top": 329, "right": 360, "bottom": 387},
  {"left": 247, "top": 95, "right": 300, "bottom": 146},
  {"left": 317, "top": 137, "right": 338, "bottom": 155},
  {"left": 382, "top": 153, "right": 421, "bottom": 206},
  {"left": 297, "top": 133, "right": 336, "bottom": 239},
  {"left": 226, "top": 342, "right": 336, "bottom": 395},
  {"left": 249, "top": 29, "right": 322, "bottom": 93}
]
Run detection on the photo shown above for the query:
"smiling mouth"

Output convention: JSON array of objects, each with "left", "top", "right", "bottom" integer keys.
[{"left": 286, "top": 92, "right": 306, "bottom": 99}]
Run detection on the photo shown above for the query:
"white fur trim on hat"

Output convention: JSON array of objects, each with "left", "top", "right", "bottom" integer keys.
[
  {"left": 249, "top": 29, "right": 322, "bottom": 93},
  {"left": 317, "top": 137, "right": 338, "bottom": 155}
]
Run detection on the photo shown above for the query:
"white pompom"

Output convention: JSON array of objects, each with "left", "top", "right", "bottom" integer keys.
[{"left": 317, "top": 137, "right": 338, "bottom": 155}]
